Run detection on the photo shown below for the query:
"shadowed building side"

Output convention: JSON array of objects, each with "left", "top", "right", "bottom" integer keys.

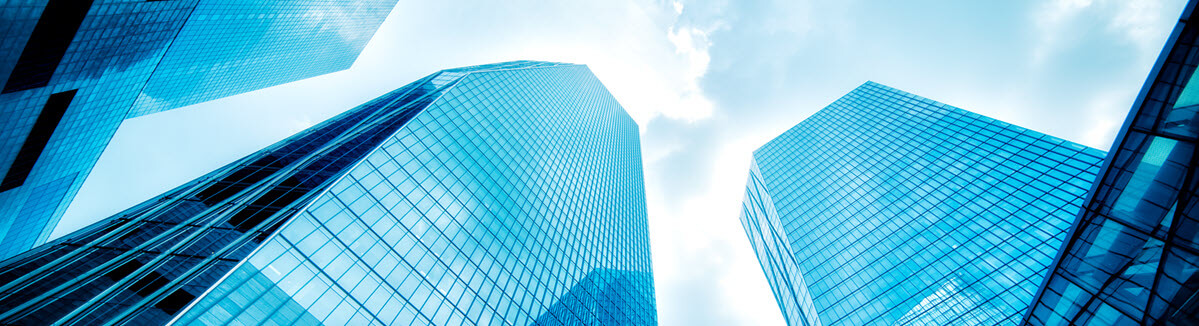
[
  {"left": 0, "top": 0, "right": 398, "bottom": 261},
  {"left": 0, "top": 61, "right": 656, "bottom": 325},
  {"left": 1023, "top": 1, "right": 1199, "bottom": 324}
]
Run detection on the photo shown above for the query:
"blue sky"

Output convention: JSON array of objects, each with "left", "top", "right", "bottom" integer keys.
[{"left": 57, "top": 0, "right": 1186, "bottom": 325}]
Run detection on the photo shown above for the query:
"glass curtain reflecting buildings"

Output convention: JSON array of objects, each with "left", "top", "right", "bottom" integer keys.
[
  {"left": 1023, "top": 0, "right": 1199, "bottom": 324},
  {"left": 0, "top": 0, "right": 397, "bottom": 260},
  {"left": 0, "top": 61, "right": 656, "bottom": 325},
  {"left": 741, "top": 82, "right": 1106, "bottom": 326}
]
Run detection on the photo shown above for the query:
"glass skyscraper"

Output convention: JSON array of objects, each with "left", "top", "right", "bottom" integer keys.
[
  {"left": 0, "top": 61, "right": 656, "bottom": 325},
  {"left": 1023, "top": 1, "right": 1199, "bottom": 324},
  {"left": 741, "top": 82, "right": 1106, "bottom": 325},
  {"left": 0, "top": 0, "right": 397, "bottom": 260}
]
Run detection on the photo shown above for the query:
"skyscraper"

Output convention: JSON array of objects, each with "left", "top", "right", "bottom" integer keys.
[
  {"left": 741, "top": 82, "right": 1105, "bottom": 325},
  {"left": 0, "top": 0, "right": 397, "bottom": 259},
  {"left": 1022, "top": 1, "right": 1199, "bottom": 324},
  {"left": 0, "top": 61, "right": 656, "bottom": 325}
]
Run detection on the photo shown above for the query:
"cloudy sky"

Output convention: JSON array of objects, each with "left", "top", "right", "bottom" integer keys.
[{"left": 56, "top": 0, "right": 1186, "bottom": 325}]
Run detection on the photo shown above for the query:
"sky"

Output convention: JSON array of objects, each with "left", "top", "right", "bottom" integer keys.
[{"left": 56, "top": 0, "right": 1187, "bottom": 325}]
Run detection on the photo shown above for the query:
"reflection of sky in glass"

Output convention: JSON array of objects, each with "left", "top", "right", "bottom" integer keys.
[
  {"left": 130, "top": 0, "right": 399, "bottom": 116},
  {"left": 52, "top": 1, "right": 1193, "bottom": 325},
  {"left": 0, "top": 0, "right": 398, "bottom": 262},
  {"left": 176, "top": 63, "right": 655, "bottom": 325},
  {"left": 0, "top": 1, "right": 201, "bottom": 261},
  {"left": 1025, "top": 5, "right": 1199, "bottom": 323},
  {"left": 745, "top": 82, "right": 1104, "bottom": 325}
]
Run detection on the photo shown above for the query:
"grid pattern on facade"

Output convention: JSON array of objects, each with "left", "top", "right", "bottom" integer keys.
[
  {"left": 0, "top": 1, "right": 46, "bottom": 87},
  {"left": 744, "top": 82, "right": 1105, "bottom": 325},
  {"left": 0, "top": 0, "right": 204, "bottom": 261},
  {"left": 1, "top": 0, "right": 95, "bottom": 93},
  {"left": 0, "top": 62, "right": 655, "bottom": 325},
  {"left": 174, "top": 63, "right": 655, "bottom": 325},
  {"left": 0, "top": 70, "right": 438, "bottom": 325},
  {"left": 532, "top": 269, "right": 655, "bottom": 325},
  {"left": 0, "top": 89, "right": 76, "bottom": 191},
  {"left": 128, "top": 0, "right": 399, "bottom": 117},
  {"left": 1023, "top": 2, "right": 1199, "bottom": 324},
  {"left": 742, "top": 160, "right": 823, "bottom": 326},
  {"left": 0, "top": 0, "right": 397, "bottom": 261}
]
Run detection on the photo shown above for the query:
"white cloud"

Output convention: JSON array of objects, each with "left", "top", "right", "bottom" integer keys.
[
  {"left": 1027, "top": 0, "right": 1184, "bottom": 150},
  {"left": 67, "top": 1, "right": 754, "bottom": 325},
  {"left": 347, "top": 0, "right": 718, "bottom": 125},
  {"left": 1031, "top": 0, "right": 1094, "bottom": 64},
  {"left": 64, "top": 2, "right": 1189, "bottom": 326},
  {"left": 1079, "top": 86, "right": 1138, "bottom": 149},
  {"left": 1110, "top": 0, "right": 1177, "bottom": 60},
  {"left": 665, "top": 26, "right": 715, "bottom": 121},
  {"left": 1032, "top": 0, "right": 1183, "bottom": 64},
  {"left": 642, "top": 122, "right": 788, "bottom": 325},
  {"left": 636, "top": 2, "right": 788, "bottom": 325}
]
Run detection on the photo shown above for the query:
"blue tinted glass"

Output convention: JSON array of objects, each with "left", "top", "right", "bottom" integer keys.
[
  {"left": 0, "top": 62, "right": 655, "bottom": 325},
  {"left": 743, "top": 82, "right": 1103, "bottom": 326},
  {"left": 0, "top": 0, "right": 395, "bottom": 260},
  {"left": 1025, "top": 3, "right": 1199, "bottom": 324}
]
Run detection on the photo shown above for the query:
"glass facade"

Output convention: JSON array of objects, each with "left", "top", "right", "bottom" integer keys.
[
  {"left": 0, "top": 61, "right": 656, "bottom": 325},
  {"left": 0, "top": 0, "right": 396, "bottom": 260},
  {"left": 741, "top": 82, "right": 1106, "bottom": 326},
  {"left": 128, "top": 0, "right": 397, "bottom": 117},
  {"left": 1023, "top": 1, "right": 1199, "bottom": 324}
]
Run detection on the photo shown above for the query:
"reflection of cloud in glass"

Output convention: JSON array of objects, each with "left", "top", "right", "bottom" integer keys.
[{"left": 130, "top": 0, "right": 398, "bottom": 117}]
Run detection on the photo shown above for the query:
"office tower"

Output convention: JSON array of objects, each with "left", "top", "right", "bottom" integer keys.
[
  {"left": 0, "top": 61, "right": 656, "bottom": 325},
  {"left": 1023, "top": 1, "right": 1199, "bottom": 324},
  {"left": 741, "top": 82, "right": 1106, "bottom": 326},
  {"left": 0, "top": 0, "right": 397, "bottom": 260}
]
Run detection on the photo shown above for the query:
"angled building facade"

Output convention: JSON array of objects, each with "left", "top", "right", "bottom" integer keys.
[
  {"left": 741, "top": 82, "right": 1105, "bottom": 325},
  {"left": 1023, "top": 1, "right": 1199, "bottom": 324},
  {"left": 0, "top": 61, "right": 656, "bottom": 325},
  {"left": 0, "top": 0, "right": 396, "bottom": 260}
]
